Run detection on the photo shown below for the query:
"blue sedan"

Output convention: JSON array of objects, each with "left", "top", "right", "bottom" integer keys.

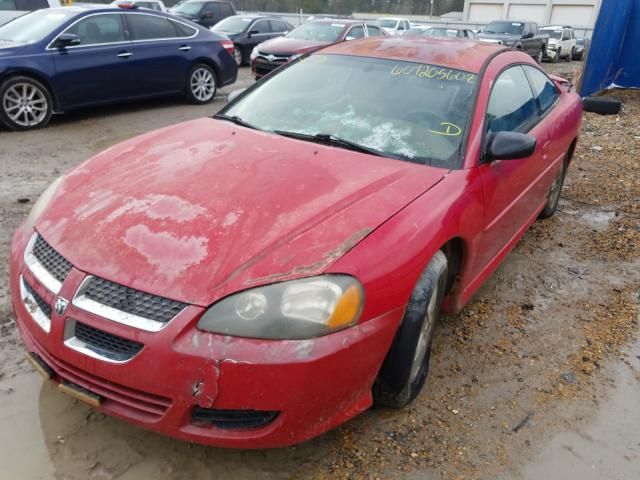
[{"left": 0, "top": 6, "right": 237, "bottom": 130}]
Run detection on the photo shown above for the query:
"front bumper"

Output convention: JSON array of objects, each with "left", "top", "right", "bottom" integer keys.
[{"left": 9, "top": 228, "right": 401, "bottom": 448}]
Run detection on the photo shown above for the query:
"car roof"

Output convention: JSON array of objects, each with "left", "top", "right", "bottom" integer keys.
[
  {"left": 321, "top": 36, "right": 508, "bottom": 73},
  {"left": 306, "top": 18, "right": 362, "bottom": 25}
]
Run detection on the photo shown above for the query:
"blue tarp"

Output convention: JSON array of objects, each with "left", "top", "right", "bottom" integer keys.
[{"left": 580, "top": 0, "right": 640, "bottom": 96}]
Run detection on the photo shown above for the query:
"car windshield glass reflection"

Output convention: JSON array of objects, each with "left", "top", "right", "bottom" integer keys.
[
  {"left": 212, "top": 16, "right": 252, "bottom": 34},
  {"left": 484, "top": 22, "right": 523, "bottom": 34},
  {"left": 286, "top": 22, "right": 344, "bottom": 42},
  {"left": 0, "top": 10, "right": 75, "bottom": 43},
  {"left": 223, "top": 54, "right": 477, "bottom": 168}
]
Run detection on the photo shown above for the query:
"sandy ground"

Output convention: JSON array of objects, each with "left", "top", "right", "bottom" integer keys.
[{"left": 0, "top": 63, "right": 639, "bottom": 480}]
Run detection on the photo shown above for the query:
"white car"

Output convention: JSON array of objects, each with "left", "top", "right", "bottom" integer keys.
[
  {"left": 378, "top": 17, "right": 410, "bottom": 36},
  {"left": 541, "top": 25, "right": 576, "bottom": 62},
  {"left": 0, "top": 0, "right": 60, "bottom": 26},
  {"left": 110, "top": 0, "right": 167, "bottom": 12}
]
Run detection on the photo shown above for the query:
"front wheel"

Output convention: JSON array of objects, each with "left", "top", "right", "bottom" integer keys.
[
  {"left": 185, "top": 64, "right": 217, "bottom": 104},
  {"left": 0, "top": 76, "right": 53, "bottom": 131},
  {"left": 539, "top": 156, "right": 568, "bottom": 219},
  {"left": 373, "top": 250, "right": 448, "bottom": 408}
]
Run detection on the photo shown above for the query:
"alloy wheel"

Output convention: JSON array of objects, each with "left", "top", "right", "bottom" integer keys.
[
  {"left": 548, "top": 162, "right": 565, "bottom": 208},
  {"left": 190, "top": 68, "right": 215, "bottom": 102},
  {"left": 2, "top": 82, "right": 48, "bottom": 128},
  {"left": 234, "top": 47, "right": 243, "bottom": 66}
]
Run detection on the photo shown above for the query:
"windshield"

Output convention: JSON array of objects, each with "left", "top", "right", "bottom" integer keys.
[
  {"left": 287, "top": 21, "right": 344, "bottom": 42},
  {"left": 484, "top": 21, "right": 523, "bottom": 34},
  {"left": 212, "top": 16, "right": 252, "bottom": 34},
  {"left": 222, "top": 55, "right": 477, "bottom": 167},
  {"left": 379, "top": 19, "right": 398, "bottom": 28},
  {"left": 171, "top": 1, "right": 203, "bottom": 16},
  {"left": 576, "top": 38, "right": 584, "bottom": 45},
  {"left": 424, "top": 28, "right": 457, "bottom": 37},
  {"left": 0, "top": 9, "right": 74, "bottom": 43},
  {"left": 543, "top": 29, "right": 561, "bottom": 39}
]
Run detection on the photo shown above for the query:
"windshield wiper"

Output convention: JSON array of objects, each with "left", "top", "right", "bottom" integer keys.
[
  {"left": 274, "top": 130, "right": 389, "bottom": 158},
  {"left": 213, "top": 113, "right": 261, "bottom": 130}
]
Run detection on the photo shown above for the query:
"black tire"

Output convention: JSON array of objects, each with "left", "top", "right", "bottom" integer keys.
[
  {"left": 0, "top": 75, "right": 53, "bottom": 131},
  {"left": 184, "top": 63, "right": 217, "bottom": 105},
  {"left": 583, "top": 96, "right": 622, "bottom": 115},
  {"left": 536, "top": 48, "right": 543, "bottom": 64},
  {"left": 539, "top": 156, "right": 568, "bottom": 219},
  {"left": 373, "top": 250, "right": 448, "bottom": 408},
  {"left": 575, "top": 51, "right": 583, "bottom": 61}
]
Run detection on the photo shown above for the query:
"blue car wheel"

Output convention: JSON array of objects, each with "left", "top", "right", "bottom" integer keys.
[
  {"left": 185, "top": 64, "right": 217, "bottom": 104},
  {"left": 0, "top": 76, "right": 53, "bottom": 131}
]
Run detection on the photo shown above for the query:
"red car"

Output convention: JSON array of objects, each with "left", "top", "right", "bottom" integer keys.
[
  {"left": 250, "top": 18, "right": 385, "bottom": 79},
  {"left": 10, "top": 37, "right": 581, "bottom": 448}
]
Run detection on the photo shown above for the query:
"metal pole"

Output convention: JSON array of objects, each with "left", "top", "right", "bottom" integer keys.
[{"left": 430, "top": 0, "right": 434, "bottom": 18}]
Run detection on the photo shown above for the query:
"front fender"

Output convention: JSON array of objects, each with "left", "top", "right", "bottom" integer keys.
[{"left": 328, "top": 168, "right": 485, "bottom": 321}]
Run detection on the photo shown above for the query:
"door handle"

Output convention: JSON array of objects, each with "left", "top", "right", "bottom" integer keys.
[
  {"left": 117, "top": 51, "right": 133, "bottom": 58},
  {"left": 178, "top": 45, "right": 192, "bottom": 51}
]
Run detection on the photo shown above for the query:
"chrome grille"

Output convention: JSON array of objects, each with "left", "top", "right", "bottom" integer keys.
[
  {"left": 67, "top": 320, "right": 143, "bottom": 362},
  {"left": 32, "top": 234, "right": 72, "bottom": 284},
  {"left": 84, "top": 277, "right": 186, "bottom": 323},
  {"left": 23, "top": 279, "right": 52, "bottom": 318}
]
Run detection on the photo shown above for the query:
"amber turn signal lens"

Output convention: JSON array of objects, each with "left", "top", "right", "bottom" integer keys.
[{"left": 327, "top": 284, "right": 363, "bottom": 329}]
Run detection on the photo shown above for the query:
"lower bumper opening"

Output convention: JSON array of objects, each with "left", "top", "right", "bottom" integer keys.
[{"left": 191, "top": 407, "right": 279, "bottom": 430}]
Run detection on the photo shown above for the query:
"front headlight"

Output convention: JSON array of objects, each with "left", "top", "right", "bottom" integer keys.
[
  {"left": 23, "top": 176, "right": 64, "bottom": 233},
  {"left": 197, "top": 275, "right": 364, "bottom": 339}
]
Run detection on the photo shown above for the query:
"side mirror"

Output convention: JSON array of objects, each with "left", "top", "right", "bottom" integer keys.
[
  {"left": 201, "top": 12, "right": 214, "bottom": 19},
  {"left": 345, "top": 35, "right": 355, "bottom": 41},
  {"left": 524, "top": 32, "right": 533, "bottom": 39},
  {"left": 485, "top": 131, "right": 536, "bottom": 161},
  {"left": 227, "top": 88, "right": 246, "bottom": 103},
  {"left": 247, "top": 29, "right": 259, "bottom": 38},
  {"left": 55, "top": 32, "right": 81, "bottom": 48}
]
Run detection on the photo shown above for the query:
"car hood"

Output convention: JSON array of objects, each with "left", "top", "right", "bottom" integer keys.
[
  {"left": 0, "top": 40, "right": 26, "bottom": 55},
  {"left": 258, "top": 36, "right": 330, "bottom": 55},
  {"left": 36, "top": 118, "right": 447, "bottom": 306}
]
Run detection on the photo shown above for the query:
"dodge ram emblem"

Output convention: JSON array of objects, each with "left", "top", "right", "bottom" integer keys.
[{"left": 55, "top": 297, "right": 69, "bottom": 315}]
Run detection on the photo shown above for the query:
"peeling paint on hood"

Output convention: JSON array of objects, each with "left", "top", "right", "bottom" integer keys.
[{"left": 36, "top": 118, "right": 447, "bottom": 306}]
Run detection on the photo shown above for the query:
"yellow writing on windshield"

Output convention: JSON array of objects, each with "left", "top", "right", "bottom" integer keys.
[
  {"left": 390, "top": 64, "right": 477, "bottom": 84},
  {"left": 428, "top": 122, "right": 462, "bottom": 136}
]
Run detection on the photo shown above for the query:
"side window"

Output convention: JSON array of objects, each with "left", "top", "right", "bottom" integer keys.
[
  {"left": 173, "top": 20, "right": 197, "bottom": 37},
  {"left": 127, "top": 14, "right": 178, "bottom": 40},
  {"left": 346, "top": 25, "right": 365, "bottom": 39},
  {"left": 486, "top": 66, "right": 537, "bottom": 133},
  {"left": 201, "top": 3, "right": 215, "bottom": 17},
  {"left": 269, "top": 20, "right": 287, "bottom": 33},
  {"left": 0, "top": 0, "right": 17, "bottom": 10},
  {"left": 251, "top": 19, "right": 269, "bottom": 34},
  {"left": 66, "top": 14, "right": 126, "bottom": 45},
  {"left": 366, "top": 25, "right": 382, "bottom": 36},
  {"left": 523, "top": 66, "right": 560, "bottom": 114},
  {"left": 397, "top": 21, "right": 405, "bottom": 31}
]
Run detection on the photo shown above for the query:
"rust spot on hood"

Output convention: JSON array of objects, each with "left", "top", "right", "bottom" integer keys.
[{"left": 244, "top": 228, "right": 373, "bottom": 286}]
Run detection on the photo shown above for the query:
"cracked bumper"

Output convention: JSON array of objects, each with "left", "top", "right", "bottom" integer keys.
[{"left": 10, "top": 228, "right": 401, "bottom": 448}]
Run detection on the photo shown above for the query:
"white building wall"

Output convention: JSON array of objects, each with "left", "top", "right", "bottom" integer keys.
[{"left": 463, "top": 0, "right": 601, "bottom": 28}]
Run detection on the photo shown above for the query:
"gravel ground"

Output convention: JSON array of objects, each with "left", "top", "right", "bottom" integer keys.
[{"left": 0, "top": 63, "right": 639, "bottom": 480}]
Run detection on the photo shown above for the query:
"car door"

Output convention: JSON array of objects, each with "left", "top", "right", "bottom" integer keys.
[
  {"left": 476, "top": 65, "right": 551, "bottom": 264},
  {"left": 246, "top": 18, "right": 271, "bottom": 48},
  {"left": 269, "top": 19, "right": 290, "bottom": 38},
  {"left": 51, "top": 13, "right": 134, "bottom": 108},
  {"left": 124, "top": 12, "right": 195, "bottom": 96}
]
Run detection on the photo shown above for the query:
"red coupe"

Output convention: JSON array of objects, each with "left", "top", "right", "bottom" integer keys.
[{"left": 10, "top": 36, "right": 582, "bottom": 448}]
